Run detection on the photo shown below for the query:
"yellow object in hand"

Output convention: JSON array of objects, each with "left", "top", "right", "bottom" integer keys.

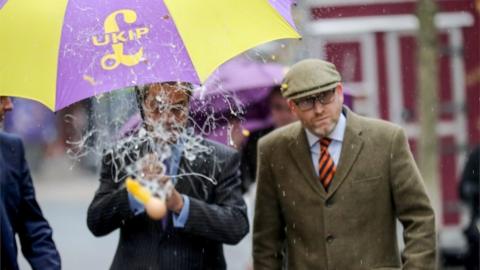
[
  {"left": 125, "top": 177, "right": 151, "bottom": 204},
  {"left": 125, "top": 177, "right": 167, "bottom": 220}
]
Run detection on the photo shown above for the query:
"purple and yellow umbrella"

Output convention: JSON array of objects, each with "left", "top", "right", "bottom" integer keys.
[{"left": 0, "top": 0, "right": 300, "bottom": 111}]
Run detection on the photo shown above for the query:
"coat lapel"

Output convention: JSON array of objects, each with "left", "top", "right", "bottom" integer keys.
[
  {"left": 326, "top": 108, "right": 364, "bottom": 198},
  {"left": 288, "top": 123, "right": 327, "bottom": 199},
  {"left": 175, "top": 143, "right": 213, "bottom": 201},
  {"left": 175, "top": 156, "right": 199, "bottom": 197}
]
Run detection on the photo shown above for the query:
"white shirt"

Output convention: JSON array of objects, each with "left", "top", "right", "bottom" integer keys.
[{"left": 305, "top": 113, "right": 346, "bottom": 176}]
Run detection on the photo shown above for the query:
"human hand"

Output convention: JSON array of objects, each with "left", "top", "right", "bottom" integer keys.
[
  {"left": 125, "top": 177, "right": 167, "bottom": 220},
  {"left": 140, "top": 154, "right": 165, "bottom": 181},
  {"left": 166, "top": 188, "right": 184, "bottom": 214}
]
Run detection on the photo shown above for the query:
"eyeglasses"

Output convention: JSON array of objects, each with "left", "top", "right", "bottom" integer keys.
[{"left": 294, "top": 89, "right": 336, "bottom": 111}]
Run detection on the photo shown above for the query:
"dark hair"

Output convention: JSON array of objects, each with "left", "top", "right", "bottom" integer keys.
[
  {"left": 134, "top": 85, "right": 146, "bottom": 121},
  {"left": 267, "top": 85, "right": 283, "bottom": 101}
]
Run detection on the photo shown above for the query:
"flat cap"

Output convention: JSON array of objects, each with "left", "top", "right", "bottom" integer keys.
[{"left": 281, "top": 59, "right": 341, "bottom": 99}]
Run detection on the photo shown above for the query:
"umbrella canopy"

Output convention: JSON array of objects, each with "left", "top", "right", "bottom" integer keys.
[
  {"left": 195, "top": 56, "right": 286, "bottom": 97},
  {"left": 190, "top": 56, "right": 285, "bottom": 146},
  {"left": 0, "top": 0, "right": 299, "bottom": 111}
]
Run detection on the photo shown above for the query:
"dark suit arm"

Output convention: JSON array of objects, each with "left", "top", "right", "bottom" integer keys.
[
  {"left": 182, "top": 151, "right": 249, "bottom": 245},
  {"left": 253, "top": 140, "right": 284, "bottom": 270},
  {"left": 459, "top": 146, "right": 479, "bottom": 205},
  {"left": 87, "top": 155, "right": 134, "bottom": 237},
  {"left": 15, "top": 140, "right": 61, "bottom": 270},
  {"left": 389, "top": 128, "right": 436, "bottom": 269}
]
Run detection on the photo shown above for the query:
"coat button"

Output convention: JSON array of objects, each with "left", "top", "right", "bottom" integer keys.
[
  {"left": 326, "top": 235, "right": 335, "bottom": 244},
  {"left": 325, "top": 199, "right": 333, "bottom": 208}
]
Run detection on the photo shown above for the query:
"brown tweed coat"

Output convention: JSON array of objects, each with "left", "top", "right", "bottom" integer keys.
[{"left": 253, "top": 108, "right": 436, "bottom": 270}]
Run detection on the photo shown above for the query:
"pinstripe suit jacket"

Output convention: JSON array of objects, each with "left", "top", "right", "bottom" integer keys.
[{"left": 87, "top": 138, "right": 249, "bottom": 270}]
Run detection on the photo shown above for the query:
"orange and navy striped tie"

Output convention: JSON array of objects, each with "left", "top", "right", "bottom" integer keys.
[{"left": 318, "top": 138, "right": 336, "bottom": 190}]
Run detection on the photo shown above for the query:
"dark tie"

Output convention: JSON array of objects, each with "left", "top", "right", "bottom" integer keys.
[{"left": 318, "top": 138, "right": 336, "bottom": 190}]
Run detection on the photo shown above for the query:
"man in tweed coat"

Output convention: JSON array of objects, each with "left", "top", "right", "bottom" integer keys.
[
  {"left": 253, "top": 59, "right": 436, "bottom": 269},
  {"left": 87, "top": 83, "right": 249, "bottom": 270}
]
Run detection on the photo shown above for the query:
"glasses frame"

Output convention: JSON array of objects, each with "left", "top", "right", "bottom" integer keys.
[{"left": 294, "top": 88, "right": 337, "bottom": 111}]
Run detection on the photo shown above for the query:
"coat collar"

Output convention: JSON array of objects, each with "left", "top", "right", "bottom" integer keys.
[
  {"left": 175, "top": 139, "right": 215, "bottom": 201},
  {"left": 326, "top": 107, "right": 364, "bottom": 198},
  {"left": 287, "top": 107, "right": 364, "bottom": 199},
  {"left": 288, "top": 122, "right": 327, "bottom": 199}
]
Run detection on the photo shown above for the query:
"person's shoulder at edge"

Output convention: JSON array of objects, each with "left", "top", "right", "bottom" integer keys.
[
  {"left": 0, "top": 131, "right": 23, "bottom": 156},
  {"left": 0, "top": 131, "right": 22, "bottom": 144}
]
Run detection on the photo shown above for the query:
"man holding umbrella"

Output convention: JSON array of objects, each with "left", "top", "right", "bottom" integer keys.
[{"left": 87, "top": 82, "right": 249, "bottom": 270}]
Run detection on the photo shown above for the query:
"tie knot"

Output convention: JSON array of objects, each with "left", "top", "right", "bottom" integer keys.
[{"left": 320, "top": 138, "right": 332, "bottom": 148}]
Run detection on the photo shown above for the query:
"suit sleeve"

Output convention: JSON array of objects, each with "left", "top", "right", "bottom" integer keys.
[
  {"left": 253, "top": 139, "right": 285, "bottom": 270},
  {"left": 389, "top": 128, "right": 436, "bottom": 269},
  {"left": 87, "top": 154, "right": 135, "bottom": 237},
  {"left": 15, "top": 139, "right": 61, "bottom": 270},
  {"left": 182, "top": 151, "right": 249, "bottom": 245}
]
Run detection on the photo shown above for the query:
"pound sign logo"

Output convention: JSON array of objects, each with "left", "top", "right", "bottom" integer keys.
[{"left": 92, "top": 9, "right": 149, "bottom": 70}]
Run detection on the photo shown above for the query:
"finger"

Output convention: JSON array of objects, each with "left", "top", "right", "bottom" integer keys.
[{"left": 159, "top": 175, "right": 170, "bottom": 183}]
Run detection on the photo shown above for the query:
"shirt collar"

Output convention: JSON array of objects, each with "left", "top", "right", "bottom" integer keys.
[
  {"left": 305, "top": 112, "right": 347, "bottom": 148},
  {"left": 164, "top": 139, "right": 184, "bottom": 177},
  {"left": 170, "top": 138, "right": 184, "bottom": 161}
]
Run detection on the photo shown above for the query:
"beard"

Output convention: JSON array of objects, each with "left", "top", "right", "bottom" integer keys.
[{"left": 307, "top": 118, "right": 337, "bottom": 138}]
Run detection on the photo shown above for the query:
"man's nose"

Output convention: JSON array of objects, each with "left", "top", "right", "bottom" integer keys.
[{"left": 312, "top": 99, "right": 324, "bottom": 114}]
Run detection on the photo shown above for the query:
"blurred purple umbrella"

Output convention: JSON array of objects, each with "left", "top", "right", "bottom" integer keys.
[
  {"left": 191, "top": 56, "right": 286, "bottom": 124},
  {"left": 189, "top": 56, "right": 289, "bottom": 144}
]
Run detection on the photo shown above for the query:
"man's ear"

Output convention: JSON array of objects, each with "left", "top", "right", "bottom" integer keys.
[
  {"left": 337, "top": 83, "right": 343, "bottom": 95},
  {"left": 287, "top": 99, "right": 298, "bottom": 115},
  {"left": 336, "top": 83, "right": 344, "bottom": 104}
]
